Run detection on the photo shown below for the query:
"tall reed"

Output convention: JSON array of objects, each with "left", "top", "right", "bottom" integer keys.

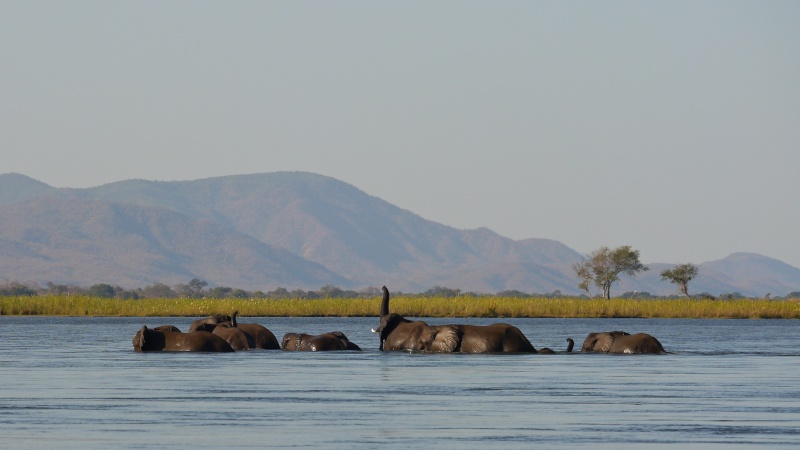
[{"left": 1, "top": 295, "right": 798, "bottom": 319}]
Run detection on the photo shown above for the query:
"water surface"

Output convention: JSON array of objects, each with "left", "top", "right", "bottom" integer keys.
[{"left": 1, "top": 317, "right": 798, "bottom": 449}]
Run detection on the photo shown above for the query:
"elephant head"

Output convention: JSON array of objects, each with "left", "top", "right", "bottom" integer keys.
[
  {"left": 189, "top": 314, "right": 232, "bottom": 333},
  {"left": 133, "top": 325, "right": 153, "bottom": 350},
  {"left": 374, "top": 286, "right": 427, "bottom": 351},
  {"left": 281, "top": 333, "right": 309, "bottom": 350}
]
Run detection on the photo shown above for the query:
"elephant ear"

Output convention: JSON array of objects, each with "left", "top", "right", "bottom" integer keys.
[
  {"left": 378, "top": 315, "right": 398, "bottom": 346},
  {"left": 599, "top": 334, "right": 615, "bottom": 353},
  {"left": 135, "top": 326, "right": 147, "bottom": 349},
  {"left": 280, "top": 334, "right": 291, "bottom": 349},
  {"left": 428, "top": 326, "right": 460, "bottom": 353}
]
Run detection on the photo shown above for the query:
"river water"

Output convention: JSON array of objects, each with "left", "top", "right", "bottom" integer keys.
[{"left": 1, "top": 316, "right": 798, "bottom": 449}]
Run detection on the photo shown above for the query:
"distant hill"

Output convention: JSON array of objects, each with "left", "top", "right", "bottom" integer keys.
[
  {"left": 0, "top": 173, "right": 56, "bottom": 205},
  {"left": 699, "top": 253, "right": 800, "bottom": 297},
  {"left": 1, "top": 171, "right": 798, "bottom": 296},
  {"left": 611, "top": 253, "right": 800, "bottom": 298},
  {"left": 0, "top": 195, "right": 349, "bottom": 290}
]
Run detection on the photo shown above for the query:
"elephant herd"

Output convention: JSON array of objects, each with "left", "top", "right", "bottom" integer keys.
[
  {"left": 132, "top": 286, "right": 667, "bottom": 355},
  {"left": 132, "top": 311, "right": 361, "bottom": 352}
]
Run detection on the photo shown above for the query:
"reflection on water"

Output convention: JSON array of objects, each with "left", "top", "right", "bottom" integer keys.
[{"left": 1, "top": 316, "right": 799, "bottom": 449}]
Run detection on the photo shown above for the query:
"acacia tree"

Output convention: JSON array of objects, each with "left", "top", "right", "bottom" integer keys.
[
  {"left": 176, "top": 278, "right": 208, "bottom": 298},
  {"left": 573, "top": 259, "right": 596, "bottom": 299},
  {"left": 660, "top": 263, "right": 699, "bottom": 298},
  {"left": 88, "top": 283, "right": 115, "bottom": 298},
  {"left": 572, "top": 246, "right": 649, "bottom": 299}
]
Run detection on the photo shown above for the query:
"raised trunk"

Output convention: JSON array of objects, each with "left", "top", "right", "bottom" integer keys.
[{"left": 380, "top": 286, "right": 389, "bottom": 317}]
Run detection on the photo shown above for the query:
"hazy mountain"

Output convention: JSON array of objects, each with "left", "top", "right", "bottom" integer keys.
[
  {"left": 698, "top": 253, "right": 800, "bottom": 296},
  {"left": 1, "top": 171, "right": 798, "bottom": 296},
  {"left": 85, "top": 174, "right": 580, "bottom": 266},
  {"left": 0, "top": 173, "right": 56, "bottom": 205},
  {"left": 0, "top": 196, "right": 349, "bottom": 290},
  {"left": 72, "top": 172, "right": 586, "bottom": 292}
]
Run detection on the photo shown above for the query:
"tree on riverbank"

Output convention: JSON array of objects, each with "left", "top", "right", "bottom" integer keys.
[
  {"left": 661, "top": 263, "right": 699, "bottom": 298},
  {"left": 573, "top": 246, "right": 649, "bottom": 299}
]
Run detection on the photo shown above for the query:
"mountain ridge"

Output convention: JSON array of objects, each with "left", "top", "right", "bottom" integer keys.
[
  {"left": 1, "top": 171, "right": 798, "bottom": 296},
  {"left": 0, "top": 195, "right": 349, "bottom": 290}
]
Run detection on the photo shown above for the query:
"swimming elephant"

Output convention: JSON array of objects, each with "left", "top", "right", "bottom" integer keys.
[
  {"left": 189, "top": 314, "right": 232, "bottom": 333},
  {"left": 281, "top": 331, "right": 362, "bottom": 351},
  {"left": 538, "top": 338, "right": 575, "bottom": 354},
  {"left": 374, "top": 286, "right": 538, "bottom": 353},
  {"left": 213, "top": 311, "right": 280, "bottom": 350},
  {"left": 133, "top": 325, "right": 234, "bottom": 352},
  {"left": 581, "top": 331, "right": 666, "bottom": 354},
  {"left": 211, "top": 325, "right": 256, "bottom": 350},
  {"left": 373, "top": 286, "right": 429, "bottom": 352}
]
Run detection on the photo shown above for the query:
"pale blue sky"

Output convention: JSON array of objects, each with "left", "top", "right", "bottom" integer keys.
[{"left": 2, "top": 2, "right": 799, "bottom": 267}]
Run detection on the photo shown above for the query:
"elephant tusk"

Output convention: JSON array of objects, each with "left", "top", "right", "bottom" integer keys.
[{"left": 371, "top": 328, "right": 378, "bottom": 333}]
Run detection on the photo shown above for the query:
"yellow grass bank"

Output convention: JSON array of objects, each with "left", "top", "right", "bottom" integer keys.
[{"left": 1, "top": 295, "right": 799, "bottom": 319}]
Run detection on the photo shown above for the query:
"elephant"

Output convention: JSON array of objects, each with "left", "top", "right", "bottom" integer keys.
[
  {"left": 213, "top": 311, "right": 280, "bottom": 350},
  {"left": 133, "top": 325, "right": 234, "bottom": 352},
  {"left": 153, "top": 325, "right": 181, "bottom": 333},
  {"left": 581, "top": 331, "right": 666, "bottom": 354},
  {"left": 212, "top": 315, "right": 256, "bottom": 350},
  {"left": 281, "top": 331, "right": 362, "bottom": 351},
  {"left": 538, "top": 338, "right": 575, "bottom": 354},
  {"left": 189, "top": 314, "right": 232, "bottom": 333},
  {"left": 374, "top": 286, "right": 538, "bottom": 353}
]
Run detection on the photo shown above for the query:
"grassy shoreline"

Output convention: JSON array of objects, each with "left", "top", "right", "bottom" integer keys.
[{"left": 1, "top": 295, "right": 799, "bottom": 319}]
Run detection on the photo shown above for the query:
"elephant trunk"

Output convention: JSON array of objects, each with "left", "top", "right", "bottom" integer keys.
[
  {"left": 380, "top": 286, "right": 389, "bottom": 317},
  {"left": 232, "top": 310, "right": 238, "bottom": 327},
  {"left": 377, "top": 287, "right": 390, "bottom": 351},
  {"left": 566, "top": 338, "right": 574, "bottom": 353}
]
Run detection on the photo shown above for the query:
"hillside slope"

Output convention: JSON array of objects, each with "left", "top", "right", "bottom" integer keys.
[
  {"left": 0, "top": 196, "right": 349, "bottom": 290},
  {"left": 78, "top": 172, "right": 586, "bottom": 292}
]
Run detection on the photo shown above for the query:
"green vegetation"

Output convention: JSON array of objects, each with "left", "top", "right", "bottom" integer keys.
[
  {"left": 661, "top": 263, "right": 700, "bottom": 297},
  {"left": 573, "top": 246, "right": 649, "bottom": 299},
  {"left": 1, "top": 295, "right": 799, "bottom": 319}
]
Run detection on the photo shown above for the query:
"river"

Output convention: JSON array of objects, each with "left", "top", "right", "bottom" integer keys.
[{"left": 1, "top": 316, "right": 798, "bottom": 449}]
